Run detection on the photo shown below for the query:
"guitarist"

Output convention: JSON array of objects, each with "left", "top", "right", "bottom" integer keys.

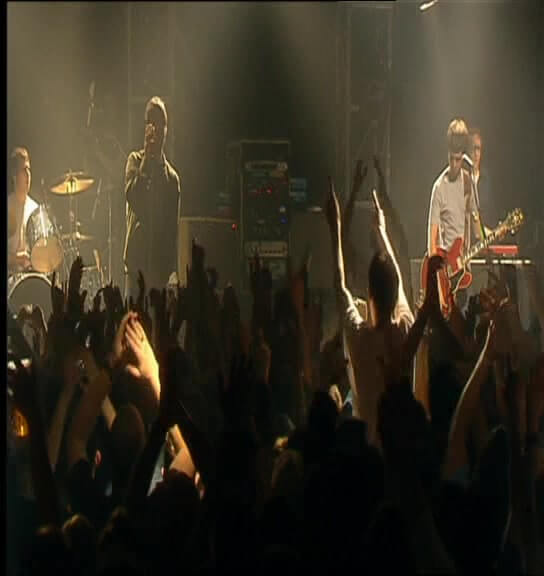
[{"left": 427, "top": 118, "right": 483, "bottom": 310}]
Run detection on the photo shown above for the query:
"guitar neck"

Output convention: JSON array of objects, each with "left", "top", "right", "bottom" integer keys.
[{"left": 461, "top": 227, "right": 503, "bottom": 265}]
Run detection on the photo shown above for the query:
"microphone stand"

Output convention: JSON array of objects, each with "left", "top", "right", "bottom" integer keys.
[
  {"left": 466, "top": 162, "right": 486, "bottom": 243},
  {"left": 107, "top": 184, "right": 112, "bottom": 284}
]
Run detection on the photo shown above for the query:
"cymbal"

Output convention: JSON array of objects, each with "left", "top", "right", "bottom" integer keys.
[
  {"left": 61, "top": 231, "right": 95, "bottom": 243},
  {"left": 50, "top": 172, "right": 95, "bottom": 195}
]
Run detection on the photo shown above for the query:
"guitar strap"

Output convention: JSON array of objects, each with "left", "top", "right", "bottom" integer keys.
[{"left": 463, "top": 170, "right": 472, "bottom": 259}]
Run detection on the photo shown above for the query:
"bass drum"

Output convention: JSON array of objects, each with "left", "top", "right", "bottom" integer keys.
[
  {"left": 8, "top": 273, "right": 52, "bottom": 321},
  {"left": 26, "top": 205, "right": 64, "bottom": 274}
]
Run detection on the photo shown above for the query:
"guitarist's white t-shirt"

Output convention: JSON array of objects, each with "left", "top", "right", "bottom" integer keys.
[{"left": 427, "top": 167, "right": 476, "bottom": 253}]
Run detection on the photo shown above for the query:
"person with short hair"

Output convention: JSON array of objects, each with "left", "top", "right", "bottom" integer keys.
[
  {"left": 8, "top": 147, "right": 38, "bottom": 274},
  {"left": 427, "top": 118, "right": 482, "bottom": 258},
  {"left": 124, "top": 96, "right": 181, "bottom": 295},
  {"left": 325, "top": 178, "right": 416, "bottom": 449}
]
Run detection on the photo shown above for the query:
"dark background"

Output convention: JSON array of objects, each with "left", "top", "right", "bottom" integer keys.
[{"left": 7, "top": 1, "right": 544, "bottom": 288}]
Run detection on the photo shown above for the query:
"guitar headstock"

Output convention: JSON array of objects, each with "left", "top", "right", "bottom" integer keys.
[{"left": 496, "top": 208, "right": 524, "bottom": 238}]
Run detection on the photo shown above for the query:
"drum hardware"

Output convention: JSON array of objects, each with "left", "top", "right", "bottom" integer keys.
[
  {"left": 49, "top": 171, "right": 95, "bottom": 196},
  {"left": 106, "top": 183, "right": 112, "bottom": 284},
  {"left": 26, "top": 205, "right": 64, "bottom": 275},
  {"left": 81, "top": 265, "right": 103, "bottom": 298},
  {"left": 90, "top": 181, "right": 114, "bottom": 285},
  {"left": 93, "top": 248, "right": 106, "bottom": 286},
  {"left": 8, "top": 273, "right": 53, "bottom": 328},
  {"left": 60, "top": 231, "right": 95, "bottom": 243}
]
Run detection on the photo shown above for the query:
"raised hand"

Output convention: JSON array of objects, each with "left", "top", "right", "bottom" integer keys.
[
  {"left": 289, "top": 258, "right": 306, "bottom": 318},
  {"left": 372, "top": 188, "right": 386, "bottom": 234},
  {"left": 422, "top": 254, "right": 444, "bottom": 318},
  {"left": 325, "top": 176, "right": 341, "bottom": 232},
  {"left": 63, "top": 345, "right": 100, "bottom": 395},
  {"left": 191, "top": 238, "right": 205, "bottom": 274},
  {"left": 50, "top": 271, "right": 65, "bottom": 320},
  {"left": 110, "top": 311, "right": 134, "bottom": 370},
  {"left": 67, "top": 256, "right": 86, "bottom": 318},
  {"left": 86, "top": 303, "right": 107, "bottom": 367},
  {"left": 221, "top": 355, "right": 254, "bottom": 430},
  {"left": 149, "top": 287, "right": 168, "bottom": 352},
  {"left": 124, "top": 315, "right": 160, "bottom": 391}
]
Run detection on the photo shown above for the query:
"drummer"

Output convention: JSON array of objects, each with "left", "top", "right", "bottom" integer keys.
[{"left": 8, "top": 147, "right": 38, "bottom": 274}]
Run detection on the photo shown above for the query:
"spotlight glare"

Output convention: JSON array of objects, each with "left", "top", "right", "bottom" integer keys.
[{"left": 419, "top": 0, "right": 439, "bottom": 12}]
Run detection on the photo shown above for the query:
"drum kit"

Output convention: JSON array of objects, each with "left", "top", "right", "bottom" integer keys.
[{"left": 8, "top": 170, "right": 110, "bottom": 320}]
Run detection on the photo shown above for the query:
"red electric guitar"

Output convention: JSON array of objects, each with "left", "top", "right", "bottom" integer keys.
[{"left": 420, "top": 208, "right": 524, "bottom": 317}]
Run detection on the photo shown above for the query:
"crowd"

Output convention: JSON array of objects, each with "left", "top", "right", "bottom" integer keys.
[{"left": 6, "top": 163, "right": 544, "bottom": 575}]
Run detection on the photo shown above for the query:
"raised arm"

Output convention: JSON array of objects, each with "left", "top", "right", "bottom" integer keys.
[
  {"left": 66, "top": 348, "right": 112, "bottom": 470},
  {"left": 442, "top": 321, "right": 494, "bottom": 480},
  {"left": 401, "top": 254, "right": 443, "bottom": 373},
  {"left": 9, "top": 360, "right": 60, "bottom": 526},
  {"left": 372, "top": 189, "right": 414, "bottom": 326},
  {"left": 324, "top": 177, "right": 359, "bottom": 319},
  {"left": 46, "top": 354, "right": 80, "bottom": 470}
]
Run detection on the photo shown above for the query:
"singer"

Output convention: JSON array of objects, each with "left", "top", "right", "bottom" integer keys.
[{"left": 124, "top": 96, "right": 181, "bottom": 296}]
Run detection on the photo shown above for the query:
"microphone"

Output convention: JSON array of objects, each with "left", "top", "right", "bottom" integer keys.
[{"left": 462, "top": 153, "right": 474, "bottom": 170}]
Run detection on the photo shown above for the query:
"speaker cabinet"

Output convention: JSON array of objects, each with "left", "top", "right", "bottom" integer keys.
[
  {"left": 178, "top": 217, "right": 240, "bottom": 291},
  {"left": 290, "top": 208, "right": 334, "bottom": 293}
]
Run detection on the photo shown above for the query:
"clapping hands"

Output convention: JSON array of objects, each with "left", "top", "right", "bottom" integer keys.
[{"left": 123, "top": 313, "right": 160, "bottom": 392}]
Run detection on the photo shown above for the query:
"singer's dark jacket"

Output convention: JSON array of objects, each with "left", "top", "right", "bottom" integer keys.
[{"left": 124, "top": 149, "right": 181, "bottom": 292}]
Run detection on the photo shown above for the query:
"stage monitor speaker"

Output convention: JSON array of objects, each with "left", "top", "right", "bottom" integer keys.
[{"left": 178, "top": 217, "right": 240, "bottom": 291}]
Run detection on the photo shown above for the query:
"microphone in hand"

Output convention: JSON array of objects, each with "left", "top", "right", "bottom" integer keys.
[{"left": 462, "top": 153, "right": 474, "bottom": 171}]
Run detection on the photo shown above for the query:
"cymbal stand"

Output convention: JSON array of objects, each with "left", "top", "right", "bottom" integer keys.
[
  {"left": 42, "top": 178, "right": 67, "bottom": 286},
  {"left": 65, "top": 172, "right": 80, "bottom": 282},
  {"left": 107, "top": 184, "right": 112, "bottom": 284}
]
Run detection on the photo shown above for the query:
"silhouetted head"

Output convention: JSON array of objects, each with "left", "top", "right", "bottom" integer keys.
[{"left": 368, "top": 251, "right": 398, "bottom": 326}]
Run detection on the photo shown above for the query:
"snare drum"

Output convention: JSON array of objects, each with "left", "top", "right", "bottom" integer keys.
[
  {"left": 8, "top": 273, "right": 52, "bottom": 321},
  {"left": 26, "top": 205, "right": 63, "bottom": 274}
]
